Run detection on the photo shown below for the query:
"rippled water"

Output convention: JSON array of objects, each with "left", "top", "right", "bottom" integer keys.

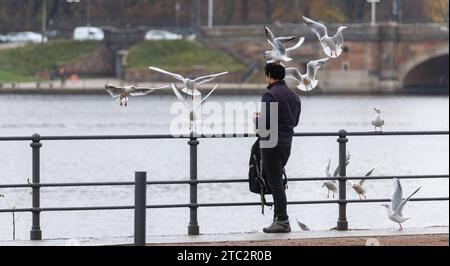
[{"left": 0, "top": 93, "right": 448, "bottom": 241}]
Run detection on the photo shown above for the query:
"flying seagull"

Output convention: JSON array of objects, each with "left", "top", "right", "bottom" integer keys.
[
  {"left": 348, "top": 165, "right": 377, "bottom": 199},
  {"left": 170, "top": 82, "right": 219, "bottom": 131},
  {"left": 323, "top": 153, "right": 350, "bottom": 199},
  {"left": 382, "top": 178, "right": 421, "bottom": 231},
  {"left": 264, "top": 26, "right": 305, "bottom": 64},
  {"left": 303, "top": 16, "right": 347, "bottom": 58},
  {"left": 104, "top": 83, "right": 168, "bottom": 107},
  {"left": 149, "top": 66, "right": 227, "bottom": 98},
  {"left": 285, "top": 58, "right": 330, "bottom": 92},
  {"left": 372, "top": 108, "right": 385, "bottom": 132}
]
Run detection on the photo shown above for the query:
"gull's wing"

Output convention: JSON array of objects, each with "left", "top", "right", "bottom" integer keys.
[
  {"left": 325, "top": 158, "right": 332, "bottom": 178},
  {"left": 303, "top": 16, "right": 328, "bottom": 40},
  {"left": 359, "top": 166, "right": 376, "bottom": 185},
  {"left": 194, "top": 72, "right": 228, "bottom": 85},
  {"left": 264, "top": 26, "right": 276, "bottom": 46},
  {"left": 275, "top": 36, "right": 299, "bottom": 44},
  {"left": 286, "top": 36, "right": 305, "bottom": 52},
  {"left": 333, "top": 153, "right": 350, "bottom": 177},
  {"left": 306, "top": 57, "right": 330, "bottom": 80},
  {"left": 104, "top": 84, "right": 123, "bottom": 98},
  {"left": 394, "top": 186, "right": 422, "bottom": 216},
  {"left": 195, "top": 83, "right": 219, "bottom": 112},
  {"left": 332, "top": 26, "right": 346, "bottom": 46},
  {"left": 285, "top": 67, "right": 302, "bottom": 81},
  {"left": 170, "top": 83, "right": 191, "bottom": 110},
  {"left": 149, "top": 66, "right": 185, "bottom": 83},
  {"left": 391, "top": 178, "right": 403, "bottom": 211},
  {"left": 297, "top": 220, "right": 311, "bottom": 231},
  {"left": 130, "top": 88, "right": 154, "bottom": 96},
  {"left": 130, "top": 85, "right": 169, "bottom": 96}
]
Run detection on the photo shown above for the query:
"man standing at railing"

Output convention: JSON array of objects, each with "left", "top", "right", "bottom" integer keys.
[{"left": 254, "top": 63, "right": 301, "bottom": 233}]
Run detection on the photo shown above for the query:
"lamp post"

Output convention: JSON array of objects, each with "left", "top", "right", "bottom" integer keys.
[
  {"left": 86, "top": 0, "right": 92, "bottom": 26},
  {"left": 42, "top": 0, "right": 47, "bottom": 43},
  {"left": 208, "top": 0, "right": 214, "bottom": 28},
  {"left": 367, "top": 0, "right": 380, "bottom": 26},
  {"left": 175, "top": 1, "right": 181, "bottom": 29}
]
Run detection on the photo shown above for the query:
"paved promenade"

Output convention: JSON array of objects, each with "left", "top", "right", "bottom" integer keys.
[{"left": 1, "top": 226, "right": 448, "bottom": 246}]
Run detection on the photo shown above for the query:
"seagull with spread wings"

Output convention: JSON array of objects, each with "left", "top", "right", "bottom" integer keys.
[
  {"left": 323, "top": 153, "right": 350, "bottom": 199},
  {"left": 303, "top": 16, "right": 347, "bottom": 58},
  {"left": 348, "top": 165, "right": 378, "bottom": 199},
  {"left": 382, "top": 178, "right": 421, "bottom": 231},
  {"left": 170, "top": 82, "right": 219, "bottom": 131},
  {"left": 264, "top": 26, "right": 305, "bottom": 64},
  {"left": 285, "top": 58, "right": 330, "bottom": 92},
  {"left": 149, "top": 66, "right": 227, "bottom": 98},
  {"left": 104, "top": 83, "right": 168, "bottom": 107}
]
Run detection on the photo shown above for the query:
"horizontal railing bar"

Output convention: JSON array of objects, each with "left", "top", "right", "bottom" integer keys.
[
  {"left": 0, "top": 197, "right": 447, "bottom": 213},
  {"left": 345, "top": 131, "right": 450, "bottom": 137},
  {"left": 346, "top": 197, "right": 450, "bottom": 203},
  {"left": 0, "top": 184, "right": 32, "bottom": 188},
  {"left": 0, "top": 208, "right": 33, "bottom": 213},
  {"left": 0, "top": 175, "right": 448, "bottom": 189},
  {"left": 0, "top": 131, "right": 448, "bottom": 142},
  {"left": 345, "top": 175, "right": 449, "bottom": 181}
]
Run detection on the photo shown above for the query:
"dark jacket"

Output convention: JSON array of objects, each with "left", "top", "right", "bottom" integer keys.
[{"left": 258, "top": 80, "right": 301, "bottom": 147}]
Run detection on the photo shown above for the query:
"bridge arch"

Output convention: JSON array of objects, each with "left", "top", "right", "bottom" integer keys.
[{"left": 399, "top": 45, "right": 449, "bottom": 92}]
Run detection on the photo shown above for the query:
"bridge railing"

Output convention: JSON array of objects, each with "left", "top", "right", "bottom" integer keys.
[{"left": 0, "top": 130, "right": 449, "bottom": 245}]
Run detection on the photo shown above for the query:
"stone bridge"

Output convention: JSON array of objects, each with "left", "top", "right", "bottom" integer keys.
[{"left": 201, "top": 23, "right": 449, "bottom": 93}]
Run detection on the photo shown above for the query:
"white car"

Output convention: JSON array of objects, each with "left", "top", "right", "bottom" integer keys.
[
  {"left": 2, "top": 32, "right": 47, "bottom": 43},
  {"left": 145, "top": 30, "right": 182, "bottom": 41},
  {"left": 73, "top": 26, "right": 104, "bottom": 41}
]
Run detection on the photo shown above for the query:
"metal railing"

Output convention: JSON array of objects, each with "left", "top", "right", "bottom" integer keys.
[{"left": 0, "top": 130, "right": 449, "bottom": 245}]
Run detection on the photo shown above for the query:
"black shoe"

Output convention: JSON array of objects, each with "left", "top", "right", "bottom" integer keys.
[{"left": 263, "top": 218, "right": 291, "bottom": 233}]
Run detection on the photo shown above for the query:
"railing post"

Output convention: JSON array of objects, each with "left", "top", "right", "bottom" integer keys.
[
  {"left": 337, "top": 129, "right": 349, "bottom": 231},
  {"left": 188, "top": 136, "right": 200, "bottom": 235},
  {"left": 134, "top": 171, "right": 147, "bottom": 246},
  {"left": 30, "top": 133, "right": 42, "bottom": 240}
]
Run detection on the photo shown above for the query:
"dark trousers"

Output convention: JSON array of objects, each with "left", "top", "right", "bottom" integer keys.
[{"left": 261, "top": 146, "right": 291, "bottom": 221}]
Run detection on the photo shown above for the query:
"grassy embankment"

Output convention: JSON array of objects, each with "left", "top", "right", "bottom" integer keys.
[
  {"left": 127, "top": 39, "right": 246, "bottom": 73},
  {"left": 0, "top": 40, "right": 101, "bottom": 82}
]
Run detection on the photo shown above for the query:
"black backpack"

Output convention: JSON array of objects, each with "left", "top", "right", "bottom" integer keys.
[{"left": 248, "top": 139, "right": 288, "bottom": 214}]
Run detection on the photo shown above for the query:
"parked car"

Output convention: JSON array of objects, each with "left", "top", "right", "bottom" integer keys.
[
  {"left": 144, "top": 30, "right": 182, "bottom": 41},
  {"left": 73, "top": 26, "right": 104, "bottom": 41},
  {"left": 0, "top": 32, "right": 47, "bottom": 43}
]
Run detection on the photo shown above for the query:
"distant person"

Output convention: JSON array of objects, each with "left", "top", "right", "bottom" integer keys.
[
  {"left": 50, "top": 64, "right": 57, "bottom": 81},
  {"left": 254, "top": 63, "right": 301, "bottom": 233},
  {"left": 59, "top": 66, "right": 67, "bottom": 87}
]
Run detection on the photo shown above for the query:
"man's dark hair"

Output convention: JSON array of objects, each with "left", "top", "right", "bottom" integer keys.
[{"left": 265, "top": 63, "right": 285, "bottom": 80}]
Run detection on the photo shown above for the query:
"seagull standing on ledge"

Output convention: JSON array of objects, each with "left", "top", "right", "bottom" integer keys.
[
  {"left": 323, "top": 153, "right": 350, "bottom": 198},
  {"left": 348, "top": 166, "right": 377, "bottom": 199},
  {"left": 148, "top": 66, "right": 227, "bottom": 99},
  {"left": 382, "top": 178, "right": 422, "bottom": 231},
  {"left": 285, "top": 58, "right": 330, "bottom": 92},
  {"left": 264, "top": 26, "right": 305, "bottom": 64},
  {"left": 303, "top": 16, "right": 347, "bottom": 58},
  {"left": 104, "top": 83, "right": 168, "bottom": 107},
  {"left": 372, "top": 108, "right": 385, "bottom": 132}
]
